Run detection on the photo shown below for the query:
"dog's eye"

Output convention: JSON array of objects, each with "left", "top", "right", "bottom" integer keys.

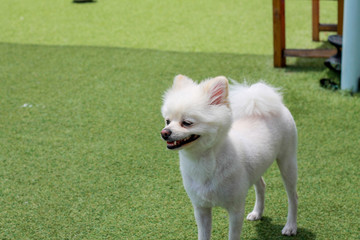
[
  {"left": 166, "top": 119, "right": 171, "bottom": 125},
  {"left": 182, "top": 120, "right": 193, "bottom": 127}
]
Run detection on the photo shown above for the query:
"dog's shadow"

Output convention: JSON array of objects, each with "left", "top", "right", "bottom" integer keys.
[{"left": 251, "top": 217, "right": 316, "bottom": 240}]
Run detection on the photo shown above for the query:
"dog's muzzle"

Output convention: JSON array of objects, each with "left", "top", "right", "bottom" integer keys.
[{"left": 161, "top": 128, "right": 172, "bottom": 140}]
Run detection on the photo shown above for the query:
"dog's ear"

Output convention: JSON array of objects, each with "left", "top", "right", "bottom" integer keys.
[
  {"left": 205, "top": 76, "right": 229, "bottom": 105},
  {"left": 172, "top": 75, "right": 194, "bottom": 89}
]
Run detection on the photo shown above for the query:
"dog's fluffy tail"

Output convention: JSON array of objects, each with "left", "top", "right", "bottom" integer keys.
[{"left": 229, "top": 81, "right": 284, "bottom": 119}]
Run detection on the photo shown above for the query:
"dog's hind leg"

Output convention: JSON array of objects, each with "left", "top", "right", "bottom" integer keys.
[
  {"left": 276, "top": 151, "right": 298, "bottom": 236},
  {"left": 246, "top": 177, "right": 266, "bottom": 221}
]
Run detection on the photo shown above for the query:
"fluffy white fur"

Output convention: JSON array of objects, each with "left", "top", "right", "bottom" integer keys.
[{"left": 161, "top": 75, "right": 298, "bottom": 240}]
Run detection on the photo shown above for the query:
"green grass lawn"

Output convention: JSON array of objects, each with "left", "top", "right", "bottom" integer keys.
[{"left": 1, "top": 0, "right": 359, "bottom": 239}]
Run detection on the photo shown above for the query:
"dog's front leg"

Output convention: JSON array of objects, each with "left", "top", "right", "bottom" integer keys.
[
  {"left": 228, "top": 207, "right": 245, "bottom": 240},
  {"left": 194, "top": 206, "right": 212, "bottom": 240}
]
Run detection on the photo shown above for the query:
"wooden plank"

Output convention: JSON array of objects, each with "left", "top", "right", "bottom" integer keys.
[
  {"left": 284, "top": 49, "right": 337, "bottom": 58},
  {"left": 312, "top": 0, "right": 320, "bottom": 41},
  {"left": 319, "top": 24, "right": 337, "bottom": 32},
  {"left": 273, "top": 0, "right": 286, "bottom": 67}
]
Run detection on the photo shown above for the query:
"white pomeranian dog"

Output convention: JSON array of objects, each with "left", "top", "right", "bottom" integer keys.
[{"left": 161, "top": 75, "right": 298, "bottom": 240}]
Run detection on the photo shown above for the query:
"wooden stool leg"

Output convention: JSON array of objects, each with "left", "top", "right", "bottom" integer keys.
[
  {"left": 312, "top": 0, "right": 320, "bottom": 41},
  {"left": 273, "top": 0, "right": 286, "bottom": 67},
  {"left": 337, "top": 0, "right": 344, "bottom": 35}
]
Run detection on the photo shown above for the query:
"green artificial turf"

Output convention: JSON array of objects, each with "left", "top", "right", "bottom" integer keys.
[{"left": 1, "top": 0, "right": 359, "bottom": 239}]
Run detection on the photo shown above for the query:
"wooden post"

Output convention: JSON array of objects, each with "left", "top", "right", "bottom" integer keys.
[
  {"left": 337, "top": 0, "right": 344, "bottom": 35},
  {"left": 273, "top": 0, "right": 286, "bottom": 67},
  {"left": 312, "top": 0, "right": 320, "bottom": 41}
]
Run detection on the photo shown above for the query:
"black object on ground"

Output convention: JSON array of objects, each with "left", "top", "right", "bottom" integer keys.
[{"left": 324, "top": 35, "right": 342, "bottom": 72}]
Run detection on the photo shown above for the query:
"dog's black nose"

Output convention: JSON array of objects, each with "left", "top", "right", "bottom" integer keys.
[{"left": 161, "top": 129, "right": 172, "bottom": 140}]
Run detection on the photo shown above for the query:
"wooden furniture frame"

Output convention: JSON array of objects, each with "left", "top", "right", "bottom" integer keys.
[
  {"left": 312, "top": 0, "right": 343, "bottom": 41},
  {"left": 272, "top": 0, "right": 343, "bottom": 67}
]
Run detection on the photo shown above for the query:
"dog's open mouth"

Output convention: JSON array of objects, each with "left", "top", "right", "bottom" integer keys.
[{"left": 167, "top": 134, "right": 200, "bottom": 149}]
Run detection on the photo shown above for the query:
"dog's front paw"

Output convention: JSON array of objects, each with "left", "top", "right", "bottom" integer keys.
[
  {"left": 246, "top": 211, "right": 262, "bottom": 221},
  {"left": 281, "top": 223, "right": 297, "bottom": 236}
]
